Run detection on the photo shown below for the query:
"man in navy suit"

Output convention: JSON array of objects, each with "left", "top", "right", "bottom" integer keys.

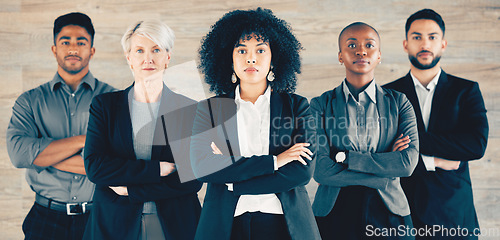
[{"left": 384, "top": 9, "right": 488, "bottom": 239}]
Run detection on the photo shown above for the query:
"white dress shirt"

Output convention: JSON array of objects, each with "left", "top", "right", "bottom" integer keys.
[
  {"left": 230, "top": 85, "right": 283, "bottom": 217},
  {"left": 410, "top": 70, "right": 441, "bottom": 171}
]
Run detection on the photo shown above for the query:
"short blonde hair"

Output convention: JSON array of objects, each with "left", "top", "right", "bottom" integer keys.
[{"left": 121, "top": 19, "right": 175, "bottom": 54}]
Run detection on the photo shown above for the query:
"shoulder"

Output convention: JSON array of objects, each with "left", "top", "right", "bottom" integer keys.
[
  {"left": 383, "top": 75, "right": 409, "bottom": 90},
  {"left": 445, "top": 73, "right": 479, "bottom": 89},
  {"left": 15, "top": 82, "right": 52, "bottom": 106},
  {"left": 93, "top": 79, "right": 118, "bottom": 94}
]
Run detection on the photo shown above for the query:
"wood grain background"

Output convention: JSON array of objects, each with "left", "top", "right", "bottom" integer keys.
[{"left": 0, "top": 0, "right": 499, "bottom": 239}]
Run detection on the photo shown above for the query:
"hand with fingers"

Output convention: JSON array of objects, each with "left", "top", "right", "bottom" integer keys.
[
  {"left": 109, "top": 186, "right": 128, "bottom": 196},
  {"left": 392, "top": 134, "right": 411, "bottom": 152},
  {"left": 276, "top": 143, "right": 313, "bottom": 169}
]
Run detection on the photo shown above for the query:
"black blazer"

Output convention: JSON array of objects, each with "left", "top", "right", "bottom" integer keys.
[
  {"left": 190, "top": 91, "right": 321, "bottom": 240},
  {"left": 384, "top": 71, "right": 488, "bottom": 231},
  {"left": 83, "top": 84, "right": 202, "bottom": 240}
]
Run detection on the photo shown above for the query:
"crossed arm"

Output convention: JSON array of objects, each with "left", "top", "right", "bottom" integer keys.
[{"left": 311, "top": 94, "right": 419, "bottom": 189}]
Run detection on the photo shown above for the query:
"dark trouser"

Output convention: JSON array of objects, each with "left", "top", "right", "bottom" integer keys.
[
  {"left": 316, "top": 186, "right": 414, "bottom": 240},
  {"left": 23, "top": 202, "right": 90, "bottom": 240},
  {"left": 230, "top": 212, "right": 291, "bottom": 240},
  {"left": 140, "top": 212, "right": 166, "bottom": 240}
]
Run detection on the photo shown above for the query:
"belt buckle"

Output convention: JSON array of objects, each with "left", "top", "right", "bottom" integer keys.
[{"left": 66, "top": 202, "right": 86, "bottom": 215}]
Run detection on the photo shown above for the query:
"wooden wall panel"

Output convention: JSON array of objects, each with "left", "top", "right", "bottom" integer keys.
[{"left": 0, "top": 0, "right": 498, "bottom": 239}]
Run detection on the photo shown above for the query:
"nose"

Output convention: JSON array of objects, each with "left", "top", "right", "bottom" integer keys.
[
  {"left": 68, "top": 50, "right": 78, "bottom": 55},
  {"left": 246, "top": 52, "right": 256, "bottom": 64},
  {"left": 356, "top": 47, "right": 367, "bottom": 57},
  {"left": 421, "top": 38, "right": 431, "bottom": 50},
  {"left": 143, "top": 52, "right": 153, "bottom": 64}
]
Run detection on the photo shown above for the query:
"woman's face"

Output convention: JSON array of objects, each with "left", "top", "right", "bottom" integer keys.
[
  {"left": 338, "top": 25, "right": 381, "bottom": 76},
  {"left": 232, "top": 34, "right": 272, "bottom": 86},
  {"left": 126, "top": 34, "right": 171, "bottom": 80}
]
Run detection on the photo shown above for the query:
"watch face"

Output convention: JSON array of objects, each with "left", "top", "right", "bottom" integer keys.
[{"left": 336, "top": 151, "right": 346, "bottom": 162}]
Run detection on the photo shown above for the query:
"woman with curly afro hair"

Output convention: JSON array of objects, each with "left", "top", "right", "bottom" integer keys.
[{"left": 191, "top": 7, "right": 320, "bottom": 240}]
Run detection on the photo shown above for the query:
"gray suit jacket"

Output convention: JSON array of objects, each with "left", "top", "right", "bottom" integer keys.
[{"left": 311, "top": 83, "right": 419, "bottom": 217}]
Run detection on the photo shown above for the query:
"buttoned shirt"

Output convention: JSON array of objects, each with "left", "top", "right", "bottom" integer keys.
[
  {"left": 411, "top": 70, "right": 441, "bottom": 171},
  {"left": 6, "top": 72, "right": 115, "bottom": 203},
  {"left": 342, "top": 79, "right": 380, "bottom": 153},
  {"left": 232, "top": 85, "right": 283, "bottom": 217},
  {"left": 130, "top": 92, "right": 161, "bottom": 214}
]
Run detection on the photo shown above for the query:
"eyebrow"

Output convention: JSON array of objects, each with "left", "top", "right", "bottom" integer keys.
[
  {"left": 410, "top": 32, "right": 440, "bottom": 36},
  {"left": 235, "top": 42, "right": 269, "bottom": 48},
  {"left": 58, "top": 36, "right": 89, "bottom": 42}
]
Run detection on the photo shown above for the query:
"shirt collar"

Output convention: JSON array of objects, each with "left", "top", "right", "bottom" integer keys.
[
  {"left": 342, "top": 79, "right": 377, "bottom": 104},
  {"left": 49, "top": 72, "right": 96, "bottom": 92},
  {"left": 410, "top": 69, "right": 441, "bottom": 91},
  {"left": 234, "top": 84, "right": 271, "bottom": 105}
]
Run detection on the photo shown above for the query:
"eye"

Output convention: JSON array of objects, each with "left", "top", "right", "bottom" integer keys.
[
  {"left": 77, "top": 42, "right": 86, "bottom": 46},
  {"left": 366, "top": 43, "right": 375, "bottom": 48},
  {"left": 238, "top": 49, "right": 246, "bottom": 54},
  {"left": 61, "top": 41, "right": 69, "bottom": 45},
  {"left": 153, "top": 49, "right": 161, "bottom": 53},
  {"left": 257, "top": 49, "right": 265, "bottom": 54},
  {"left": 413, "top": 36, "right": 421, "bottom": 40},
  {"left": 347, "top": 43, "right": 356, "bottom": 48},
  {"left": 136, "top": 49, "right": 143, "bottom": 53},
  {"left": 429, "top": 36, "right": 436, "bottom": 40}
]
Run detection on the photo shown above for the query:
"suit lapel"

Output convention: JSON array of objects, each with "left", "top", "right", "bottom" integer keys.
[
  {"left": 427, "top": 70, "right": 450, "bottom": 131},
  {"left": 401, "top": 73, "right": 426, "bottom": 132},
  {"left": 118, "top": 85, "right": 136, "bottom": 159},
  {"left": 151, "top": 86, "right": 173, "bottom": 162},
  {"left": 269, "top": 91, "right": 283, "bottom": 155},
  {"left": 375, "top": 84, "right": 391, "bottom": 152},
  {"left": 332, "top": 86, "right": 349, "bottom": 151}
]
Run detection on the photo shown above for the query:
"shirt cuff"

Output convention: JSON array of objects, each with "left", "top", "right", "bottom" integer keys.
[
  {"left": 226, "top": 183, "right": 233, "bottom": 191},
  {"left": 273, "top": 155, "right": 278, "bottom": 171},
  {"left": 422, "top": 155, "right": 436, "bottom": 171}
]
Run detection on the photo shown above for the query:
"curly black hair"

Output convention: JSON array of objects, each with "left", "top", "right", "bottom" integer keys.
[{"left": 198, "top": 8, "right": 302, "bottom": 95}]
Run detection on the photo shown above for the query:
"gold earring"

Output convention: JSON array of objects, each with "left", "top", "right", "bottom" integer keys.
[
  {"left": 267, "top": 70, "right": 275, "bottom": 82},
  {"left": 130, "top": 65, "right": 134, "bottom": 69},
  {"left": 231, "top": 73, "right": 237, "bottom": 83}
]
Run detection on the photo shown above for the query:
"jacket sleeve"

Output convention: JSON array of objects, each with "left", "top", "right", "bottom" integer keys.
[
  {"left": 346, "top": 93, "right": 419, "bottom": 178},
  {"left": 232, "top": 97, "right": 315, "bottom": 195},
  {"left": 310, "top": 96, "right": 389, "bottom": 190},
  {"left": 126, "top": 173, "right": 202, "bottom": 203},
  {"left": 84, "top": 95, "right": 162, "bottom": 186},
  {"left": 190, "top": 99, "right": 275, "bottom": 184},
  {"left": 419, "top": 82, "right": 488, "bottom": 161},
  {"left": 6, "top": 92, "right": 53, "bottom": 172}
]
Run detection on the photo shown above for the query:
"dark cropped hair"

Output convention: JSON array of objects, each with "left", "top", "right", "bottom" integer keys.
[
  {"left": 405, "top": 9, "right": 445, "bottom": 38},
  {"left": 53, "top": 12, "right": 95, "bottom": 46},
  {"left": 338, "top": 22, "right": 380, "bottom": 51},
  {"left": 198, "top": 7, "right": 302, "bottom": 95}
]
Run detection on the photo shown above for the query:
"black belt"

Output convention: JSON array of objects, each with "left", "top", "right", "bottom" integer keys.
[{"left": 35, "top": 194, "right": 92, "bottom": 215}]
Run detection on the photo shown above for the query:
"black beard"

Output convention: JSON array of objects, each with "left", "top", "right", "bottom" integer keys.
[{"left": 409, "top": 54, "right": 441, "bottom": 70}]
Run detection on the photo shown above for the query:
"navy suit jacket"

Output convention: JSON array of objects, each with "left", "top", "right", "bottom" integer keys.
[
  {"left": 190, "top": 91, "right": 321, "bottom": 240},
  {"left": 384, "top": 71, "right": 488, "bottom": 231},
  {"left": 84, "top": 84, "right": 202, "bottom": 240}
]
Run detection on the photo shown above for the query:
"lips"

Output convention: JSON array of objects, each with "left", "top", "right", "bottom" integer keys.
[
  {"left": 244, "top": 67, "right": 258, "bottom": 72},
  {"left": 418, "top": 51, "right": 433, "bottom": 58},
  {"left": 142, "top": 68, "right": 156, "bottom": 71},
  {"left": 65, "top": 56, "right": 81, "bottom": 62},
  {"left": 354, "top": 59, "right": 369, "bottom": 64}
]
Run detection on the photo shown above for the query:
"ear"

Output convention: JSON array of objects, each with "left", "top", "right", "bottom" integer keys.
[
  {"left": 403, "top": 39, "right": 408, "bottom": 53},
  {"left": 89, "top": 47, "right": 96, "bottom": 59},
  {"left": 51, "top": 45, "right": 57, "bottom": 57},
  {"left": 338, "top": 51, "right": 343, "bottom": 64},
  {"left": 441, "top": 39, "right": 448, "bottom": 52}
]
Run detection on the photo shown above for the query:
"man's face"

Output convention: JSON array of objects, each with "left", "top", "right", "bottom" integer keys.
[
  {"left": 52, "top": 25, "right": 95, "bottom": 75},
  {"left": 404, "top": 19, "right": 447, "bottom": 70}
]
